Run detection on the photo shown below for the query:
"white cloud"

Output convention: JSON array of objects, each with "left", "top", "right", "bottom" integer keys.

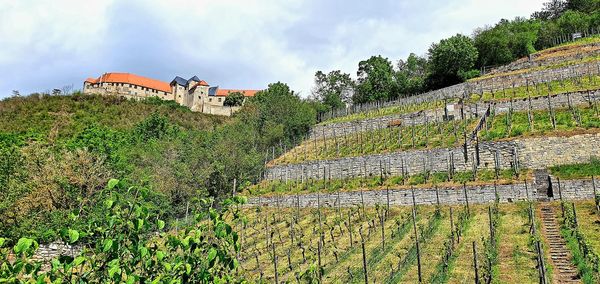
[{"left": 0, "top": 0, "right": 546, "bottom": 98}]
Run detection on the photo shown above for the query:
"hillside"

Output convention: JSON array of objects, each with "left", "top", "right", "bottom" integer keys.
[
  {"left": 238, "top": 38, "right": 600, "bottom": 283},
  {"left": 0, "top": 94, "right": 230, "bottom": 240}
]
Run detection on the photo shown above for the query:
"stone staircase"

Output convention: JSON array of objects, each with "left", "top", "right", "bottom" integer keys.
[{"left": 540, "top": 205, "right": 581, "bottom": 283}]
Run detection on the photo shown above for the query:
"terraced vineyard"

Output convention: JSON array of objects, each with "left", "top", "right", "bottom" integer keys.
[
  {"left": 235, "top": 202, "right": 600, "bottom": 283},
  {"left": 239, "top": 38, "right": 600, "bottom": 283}
]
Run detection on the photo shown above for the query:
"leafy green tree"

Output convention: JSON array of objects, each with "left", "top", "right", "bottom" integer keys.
[
  {"left": 395, "top": 53, "right": 428, "bottom": 95},
  {"left": 246, "top": 82, "right": 316, "bottom": 144},
  {"left": 354, "top": 55, "right": 397, "bottom": 103},
  {"left": 557, "top": 9, "right": 592, "bottom": 32},
  {"left": 566, "top": 0, "right": 600, "bottom": 13},
  {"left": 312, "top": 70, "right": 354, "bottom": 110},
  {"left": 427, "top": 34, "right": 479, "bottom": 88},
  {"left": 532, "top": 0, "right": 568, "bottom": 20},
  {"left": 223, "top": 92, "right": 245, "bottom": 107}
]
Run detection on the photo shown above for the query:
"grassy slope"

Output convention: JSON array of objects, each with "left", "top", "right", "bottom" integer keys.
[{"left": 0, "top": 94, "right": 224, "bottom": 138}]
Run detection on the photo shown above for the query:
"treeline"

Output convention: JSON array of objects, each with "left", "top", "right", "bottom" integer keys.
[
  {"left": 0, "top": 83, "right": 316, "bottom": 241},
  {"left": 312, "top": 0, "right": 600, "bottom": 109}
]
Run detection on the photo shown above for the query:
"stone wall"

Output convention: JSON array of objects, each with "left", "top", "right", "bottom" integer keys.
[
  {"left": 248, "top": 178, "right": 597, "bottom": 208},
  {"left": 311, "top": 90, "right": 600, "bottom": 140},
  {"left": 485, "top": 42, "right": 600, "bottom": 76},
  {"left": 321, "top": 59, "right": 600, "bottom": 125},
  {"left": 266, "top": 133, "right": 600, "bottom": 181}
]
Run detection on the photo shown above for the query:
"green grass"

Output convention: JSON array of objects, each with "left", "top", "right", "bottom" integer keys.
[{"left": 550, "top": 157, "right": 600, "bottom": 179}]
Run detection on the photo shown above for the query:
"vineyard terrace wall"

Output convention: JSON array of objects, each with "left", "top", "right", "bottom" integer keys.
[
  {"left": 248, "top": 177, "right": 596, "bottom": 208},
  {"left": 319, "top": 59, "right": 600, "bottom": 126},
  {"left": 310, "top": 90, "right": 600, "bottom": 140},
  {"left": 265, "top": 133, "right": 600, "bottom": 181}
]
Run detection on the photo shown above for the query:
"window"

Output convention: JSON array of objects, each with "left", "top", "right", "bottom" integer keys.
[
  {"left": 209, "top": 98, "right": 212, "bottom": 102},
  {"left": 218, "top": 98, "right": 222, "bottom": 102}
]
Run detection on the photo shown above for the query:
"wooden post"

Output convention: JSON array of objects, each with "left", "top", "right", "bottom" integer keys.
[
  {"left": 473, "top": 241, "right": 480, "bottom": 284},
  {"left": 546, "top": 93, "right": 556, "bottom": 129},
  {"left": 411, "top": 200, "right": 422, "bottom": 283},
  {"left": 386, "top": 186, "right": 391, "bottom": 217},
  {"left": 271, "top": 232, "right": 278, "bottom": 284},
  {"left": 435, "top": 186, "right": 440, "bottom": 208},
  {"left": 360, "top": 227, "right": 368, "bottom": 284},
  {"left": 488, "top": 206, "right": 494, "bottom": 241},
  {"left": 463, "top": 184, "right": 470, "bottom": 215},
  {"left": 557, "top": 177, "right": 565, "bottom": 219},
  {"left": 572, "top": 203, "right": 579, "bottom": 229},
  {"left": 593, "top": 176, "right": 600, "bottom": 213},
  {"left": 450, "top": 207, "right": 455, "bottom": 246}
]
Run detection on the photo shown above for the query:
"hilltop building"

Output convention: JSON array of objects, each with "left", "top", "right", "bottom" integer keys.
[{"left": 83, "top": 72, "right": 259, "bottom": 116}]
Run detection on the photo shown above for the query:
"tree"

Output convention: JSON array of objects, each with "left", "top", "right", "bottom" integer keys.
[
  {"left": 474, "top": 18, "right": 540, "bottom": 68},
  {"left": 246, "top": 82, "right": 316, "bottom": 145},
  {"left": 557, "top": 10, "right": 591, "bottom": 32},
  {"left": 312, "top": 70, "right": 354, "bottom": 110},
  {"left": 223, "top": 91, "right": 245, "bottom": 107},
  {"left": 353, "top": 55, "right": 397, "bottom": 103},
  {"left": 566, "top": 0, "right": 600, "bottom": 13},
  {"left": 427, "top": 34, "right": 479, "bottom": 88},
  {"left": 532, "top": 0, "right": 568, "bottom": 20},
  {"left": 395, "top": 53, "right": 428, "bottom": 95}
]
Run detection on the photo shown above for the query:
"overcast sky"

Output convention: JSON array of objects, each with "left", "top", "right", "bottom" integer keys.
[{"left": 0, "top": 0, "right": 547, "bottom": 98}]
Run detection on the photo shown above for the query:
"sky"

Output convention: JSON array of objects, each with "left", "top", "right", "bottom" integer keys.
[{"left": 0, "top": 0, "right": 547, "bottom": 99}]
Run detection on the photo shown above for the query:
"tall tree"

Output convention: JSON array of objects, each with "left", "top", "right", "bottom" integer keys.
[
  {"left": 312, "top": 70, "right": 354, "bottom": 110},
  {"left": 353, "top": 55, "right": 397, "bottom": 103},
  {"left": 427, "top": 34, "right": 479, "bottom": 88},
  {"left": 395, "top": 53, "right": 428, "bottom": 95},
  {"left": 223, "top": 92, "right": 245, "bottom": 107}
]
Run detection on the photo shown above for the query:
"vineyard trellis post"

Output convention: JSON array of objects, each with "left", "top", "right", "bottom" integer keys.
[
  {"left": 557, "top": 177, "right": 565, "bottom": 218},
  {"left": 271, "top": 231, "right": 278, "bottom": 284},
  {"left": 411, "top": 186, "right": 423, "bottom": 283},
  {"left": 360, "top": 226, "right": 368, "bottom": 284},
  {"left": 473, "top": 241, "right": 480, "bottom": 284},
  {"left": 463, "top": 183, "right": 470, "bottom": 215},
  {"left": 592, "top": 176, "right": 599, "bottom": 213}
]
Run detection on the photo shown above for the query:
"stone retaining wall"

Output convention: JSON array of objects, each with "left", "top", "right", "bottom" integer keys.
[
  {"left": 310, "top": 90, "right": 600, "bottom": 140},
  {"left": 320, "top": 60, "right": 600, "bottom": 130},
  {"left": 266, "top": 133, "right": 600, "bottom": 181},
  {"left": 248, "top": 178, "right": 597, "bottom": 208}
]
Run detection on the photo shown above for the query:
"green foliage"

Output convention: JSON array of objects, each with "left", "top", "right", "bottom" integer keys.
[
  {"left": 0, "top": 180, "right": 247, "bottom": 283},
  {"left": 395, "top": 53, "right": 428, "bottom": 95},
  {"left": 0, "top": 87, "right": 317, "bottom": 242},
  {"left": 223, "top": 91, "right": 245, "bottom": 107},
  {"left": 561, "top": 203, "right": 600, "bottom": 283},
  {"left": 550, "top": 157, "right": 600, "bottom": 179},
  {"left": 427, "top": 34, "right": 479, "bottom": 88},
  {"left": 312, "top": 70, "right": 354, "bottom": 110},
  {"left": 354, "top": 55, "right": 397, "bottom": 103}
]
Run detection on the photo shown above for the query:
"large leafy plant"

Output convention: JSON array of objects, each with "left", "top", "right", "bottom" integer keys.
[{"left": 0, "top": 179, "right": 247, "bottom": 283}]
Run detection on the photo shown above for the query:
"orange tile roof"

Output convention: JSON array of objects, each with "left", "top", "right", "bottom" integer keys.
[
  {"left": 86, "top": 73, "right": 171, "bottom": 93},
  {"left": 216, "top": 89, "right": 260, "bottom": 97},
  {"left": 198, "top": 80, "right": 209, "bottom": 86}
]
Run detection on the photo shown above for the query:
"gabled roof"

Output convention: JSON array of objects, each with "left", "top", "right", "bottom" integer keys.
[
  {"left": 216, "top": 89, "right": 260, "bottom": 97},
  {"left": 198, "top": 80, "right": 209, "bottom": 86},
  {"left": 188, "top": 76, "right": 200, "bottom": 83},
  {"left": 86, "top": 73, "right": 171, "bottom": 93},
  {"left": 208, "top": 86, "right": 219, "bottom": 96},
  {"left": 171, "top": 76, "right": 188, "bottom": 86}
]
